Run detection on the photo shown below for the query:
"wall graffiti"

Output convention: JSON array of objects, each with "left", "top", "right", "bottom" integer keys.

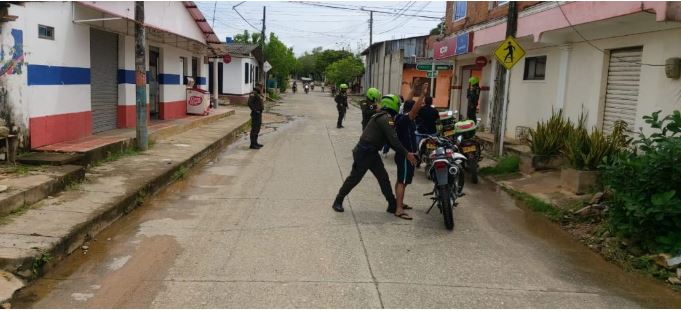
[{"left": 0, "top": 28, "right": 25, "bottom": 77}]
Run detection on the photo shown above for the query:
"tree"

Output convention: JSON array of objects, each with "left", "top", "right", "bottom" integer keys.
[
  {"left": 295, "top": 52, "right": 317, "bottom": 80},
  {"left": 233, "top": 30, "right": 251, "bottom": 43},
  {"left": 315, "top": 49, "right": 353, "bottom": 78},
  {"left": 430, "top": 22, "right": 444, "bottom": 35},
  {"left": 324, "top": 56, "right": 364, "bottom": 86},
  {"left": 233, "top": 30, "right": 262, "bottom": 44},
  {"left": 264, "top": 33, "right": 296, "bottom": 91}
]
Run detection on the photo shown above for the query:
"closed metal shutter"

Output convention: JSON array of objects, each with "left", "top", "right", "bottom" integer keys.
[
  {"left": 602, "top": 47, "right": 642, "bottom": 133},
  {"left": 90, "top": 29, "right": 118, "bottom": 133}
]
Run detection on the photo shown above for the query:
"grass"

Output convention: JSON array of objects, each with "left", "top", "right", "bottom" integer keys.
[
  {"left": 505, "top": 188, "right": 565, "bottom": 222},
  {"left": 31, "top": 248, "right": 53, "bottom": 276},
  {"left": 0, "top": 203, "right": 31, "bottom": 225},
  {"left": 480, "top": 154, "right": 520, "bottom": 176},
  {"left": 92, "top": 147, "right": 140, "bottom": 167},
  {"left": 171, "top": 165, "right": 188, "bottom": 181}
]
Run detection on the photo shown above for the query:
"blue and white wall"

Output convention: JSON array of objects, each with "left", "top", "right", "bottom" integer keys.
[{"left": 0, "top": 2, "right": 211, "bottom": 149}]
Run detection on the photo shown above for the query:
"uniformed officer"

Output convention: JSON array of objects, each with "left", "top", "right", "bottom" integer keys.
[
  {"left": 248, "top": 83, "right": 265, "bottom": 149},
  {"left": 360, "top": 87, "right": 382, "bottom": 130},
  {"left": 332, "top": 94, "right": 418, "bottom": 213},
  {"left": 334, "top": 83, "right": 349, "bottom": 128},
  {"left": 467, "top": 76, "right": 481, "bottom": 121}
]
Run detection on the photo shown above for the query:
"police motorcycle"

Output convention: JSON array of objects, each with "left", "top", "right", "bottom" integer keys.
[
  {"left": 304, "top": 83, "right": 310, "bottom": 94},
  {"left": 439, "top": 112, "right": 482, "bottom": 184},
  {"left": 422, "top": 134, "right": 467, "bottom": 230},
  {"left": 416, "top": 110, "right": 456, "bottom": 176},
  {"left": 450, "top": 119, "right": 482, "bottom": 184}
]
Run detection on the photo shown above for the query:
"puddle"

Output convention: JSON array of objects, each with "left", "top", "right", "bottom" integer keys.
[{"left": 473, "top": 181, "right": 681, "bottom": 307}]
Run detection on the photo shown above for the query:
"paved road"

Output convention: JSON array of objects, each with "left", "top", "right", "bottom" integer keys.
[{"left": 13, "top": 89, "right": 681, "bottom": 308}]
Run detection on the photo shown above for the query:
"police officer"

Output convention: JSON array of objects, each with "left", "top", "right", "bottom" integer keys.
[
  {"left": 248, "top": 83, "right": 265, "bottom": 149},
  {"left": 467, "top": 76, "right": 481, "bottom": 121},
  {"left": 332, "top": 94, "right": 418, "bottom": 213},
  {"left": 335, "top": 83, "right": 349, "bottom": 128},
  {"left": 360, "top": 87, "right": 382, "bottom": 130}
]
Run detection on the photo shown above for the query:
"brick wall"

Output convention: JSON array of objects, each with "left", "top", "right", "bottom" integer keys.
[{"left": 444, "top": 1, "right": 542, "bottom": 36}]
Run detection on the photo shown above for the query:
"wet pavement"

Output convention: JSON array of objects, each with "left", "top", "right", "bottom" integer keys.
[{"left": 12, "top": 89, "right": 681, "bottom": 308}]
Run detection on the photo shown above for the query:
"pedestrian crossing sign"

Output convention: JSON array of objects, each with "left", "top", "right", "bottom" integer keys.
[{"left": 494, "top": 36, "right": 525, "bottom": 70}]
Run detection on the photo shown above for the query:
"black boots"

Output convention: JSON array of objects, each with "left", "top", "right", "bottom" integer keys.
[
  {"left": 332, "top": 196, "right": 344, "bottom": 212},
  {"left": 386, "top": 198, "right": 397, "bottom": 214},
  {"left": 249, "top": 142, "right": 263, "bottom": 149}
]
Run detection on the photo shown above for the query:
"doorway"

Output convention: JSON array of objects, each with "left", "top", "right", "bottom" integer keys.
[
  {"left": 90, "top": 29, "right": 118, "bottom": 133},
  {"left": 458, "top": 65, "right": 482, "bottom": 120},
  {"left": 149, "top": 47, "right": 160, "bottom": 119}
]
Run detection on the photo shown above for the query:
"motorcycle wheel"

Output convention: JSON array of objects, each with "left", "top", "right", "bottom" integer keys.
[
  {"left": 439, "top": 185, "right": 454, "bottom": 230},
  {"left": 469, "top": 157, "right": 479, "bottom": 184}
]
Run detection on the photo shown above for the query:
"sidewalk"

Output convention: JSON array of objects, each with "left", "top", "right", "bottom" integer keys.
[{"left": 0, "top": 107, "right": 251, "bottom": 290}]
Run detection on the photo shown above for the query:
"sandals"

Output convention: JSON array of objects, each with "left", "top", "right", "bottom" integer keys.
[{"left": 395, "top": 212, "right": 413, "bottom": 220}]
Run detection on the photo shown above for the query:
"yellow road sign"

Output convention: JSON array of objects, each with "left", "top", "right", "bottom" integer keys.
[{"left": 494, "top": 36, "right": 525, "bottom": 70}]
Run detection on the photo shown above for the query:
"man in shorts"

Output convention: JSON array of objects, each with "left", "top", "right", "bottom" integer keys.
[{"left": 393, "top": 84, "right": 427, "bottom": 220}]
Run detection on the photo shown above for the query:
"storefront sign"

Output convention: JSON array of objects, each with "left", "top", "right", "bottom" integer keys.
[
  {"left": 455, "top": 32, "right": 472, "bottom": 56},
  {"left": 434, "top": 36, "right": 457, "bottom": 60},
  {"left": 475, "top": 56, "right": 488, "bottom": 67}
]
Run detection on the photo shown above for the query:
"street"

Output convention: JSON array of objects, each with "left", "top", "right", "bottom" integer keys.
[{"left": 12, "top": 90, "right": 681, "bottom": 308}]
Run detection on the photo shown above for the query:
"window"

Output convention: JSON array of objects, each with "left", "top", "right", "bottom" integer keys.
[
  {"left": 453, "top": 2, "right": 467, "bottom": 21},
  {"left": 489, "top": 1, "right": 509, "bottom": 9},
  {"left": 250, "top": 64, "right": 254, "bottom": 83},
  {"left": 38, "top": 25, "right": 54, "bottom": 40},
  {"left": 244, "top": 63, "right": 250, "bottom": 84},
  {"left": 523, "top": 56, "right": 547, "bottom": 80}
]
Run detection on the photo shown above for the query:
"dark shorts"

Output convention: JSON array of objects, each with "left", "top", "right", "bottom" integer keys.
[{"left": 395, "top": 155, "right": 415, "bottom": 185}]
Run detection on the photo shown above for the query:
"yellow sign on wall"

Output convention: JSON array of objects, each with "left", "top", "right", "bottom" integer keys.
[{"left": 494, "top": 36, "right": 526, "bottom": 70}]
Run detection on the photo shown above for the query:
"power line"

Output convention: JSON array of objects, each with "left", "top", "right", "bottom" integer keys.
[
  {"left": 303, "top": 1, "right": 446, "bottom": 14},
  {"left": 290, "top": 1, "right": 442, "bottom": 20},
  {"left": 555, "top": 1, "right": 664, "bottom": 67},
  {"left": 233, "top": 1, "right": 260, "bottom": 31},
  {"left": 376, "top": 1, "right": 429, "bottom": 35}
]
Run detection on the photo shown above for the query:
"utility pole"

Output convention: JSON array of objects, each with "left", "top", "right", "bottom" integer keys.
[
  {"left": 492, "top": 1, "right": 518, "bottom": 156},
  {"left": 134, "top": 1, "right": 148, "bottom": 151},
  {"left": 261, "top": 6, "right": 266, "bottom": 86},
  {"left": 430, "top": 19, "right": 444, "bottom": 96},
  {"left": 368, "top": 10, "right": 373, "bottom": 88}
]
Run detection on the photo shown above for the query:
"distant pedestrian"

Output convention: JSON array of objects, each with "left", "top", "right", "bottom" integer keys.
[
  {"left": 467, "top": 76, "right": 481, "bottom": 121},
  {"left": 335, "top": 84, "right": 349, "bottom": 128},
  {"left": 248, "top": 83, "right": 265, "bottom": 149}
]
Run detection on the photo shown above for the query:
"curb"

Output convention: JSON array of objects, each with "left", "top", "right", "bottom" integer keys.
[
  {"left": 4, "top": 116, "right": 252, "bottom": 289},
  {"left": 0, "top": 165, "right": 85, "bottom": 218}
]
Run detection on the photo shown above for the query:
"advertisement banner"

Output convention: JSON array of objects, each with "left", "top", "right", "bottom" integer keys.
[{"left": 434, "top": 36, "right": 457, "bottom": 60}]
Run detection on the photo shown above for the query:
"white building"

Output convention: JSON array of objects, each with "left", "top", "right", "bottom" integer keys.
[
  {"left": 443, "top": 1, "right": 681, "bottom": 139},
  {"left": 0, "top": 1, "right": 223, "bottom": 149},
  {"left": 209, "top": 43, "right": 263, "bottom": 105}
]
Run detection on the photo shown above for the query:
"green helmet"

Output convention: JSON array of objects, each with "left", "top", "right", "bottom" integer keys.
[
  {"left": 381, "top": 94, "right": 400, "bottom": 113},
  {"left": 366, "top": 87, "right": 381, "bottom": 102},
  {"left": 469, "top": 76, "right": 479, "bottom": 85},
  {"left": 339, "top": 83, "right": 348, "bottom": 89}
]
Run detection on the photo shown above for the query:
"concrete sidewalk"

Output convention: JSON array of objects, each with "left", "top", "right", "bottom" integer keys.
[{"left": 0, "top": 107, "right": 251, "bottom": 292}]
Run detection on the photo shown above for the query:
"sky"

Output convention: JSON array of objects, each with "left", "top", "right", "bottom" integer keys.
[{"left": 196, "top": 1, "right": 445, "bottom": 56}]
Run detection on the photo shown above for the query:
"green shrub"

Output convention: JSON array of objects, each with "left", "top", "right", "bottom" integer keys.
[
  {"left": 602, "top": 110, "right": 681, "bottom": 254},
  {"left": 528, "top": 109, "right": 572, "bottom": 156},
  {"left": 563, "top": 114, "right": 630, "bottom": 170},
  {"left": 480, "top": 154, "right": 520, "bottom": 175}
]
